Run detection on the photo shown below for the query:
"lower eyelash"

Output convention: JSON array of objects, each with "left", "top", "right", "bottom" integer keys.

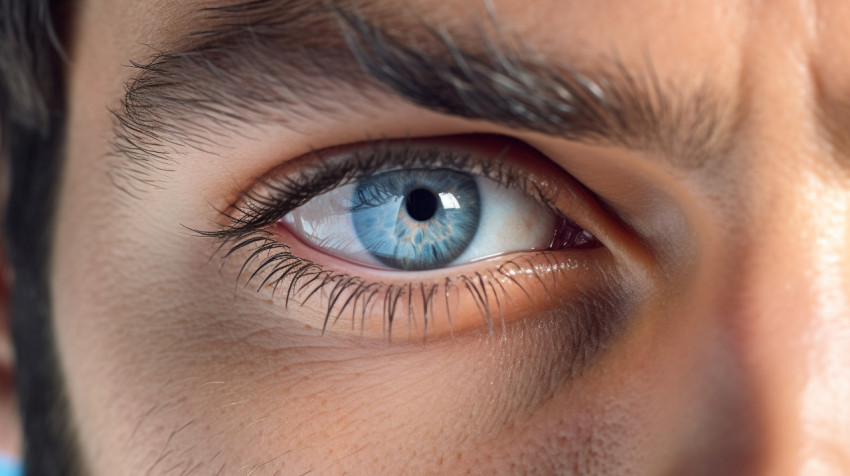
[{"left": 214, "top": 228, "right": 547, "bottom": 341}]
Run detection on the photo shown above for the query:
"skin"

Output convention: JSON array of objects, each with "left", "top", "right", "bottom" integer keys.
[{"left": 3, "top": 0, "right": 850, "bottom": 474}]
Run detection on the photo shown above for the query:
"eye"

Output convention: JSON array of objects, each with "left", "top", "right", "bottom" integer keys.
[
  {"left": 206, "top": 135, "right": 622, "bottom": 341},
  {"left": 281, "top": 167, "right": 598, "bottom": 271}
]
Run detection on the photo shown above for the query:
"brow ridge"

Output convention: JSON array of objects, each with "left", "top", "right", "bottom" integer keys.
[{"left": 110, "top": 0, "right": 733, "bottom": 195}]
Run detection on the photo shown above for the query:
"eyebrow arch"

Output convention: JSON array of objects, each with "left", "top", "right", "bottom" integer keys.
[{"left": 110, "top": 0, "right": 734, "bottom": 195}]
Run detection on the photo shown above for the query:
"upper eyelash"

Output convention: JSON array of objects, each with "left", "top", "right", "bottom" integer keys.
[{"left": 201, "top": 138, "right": 557, "bottom": 241}]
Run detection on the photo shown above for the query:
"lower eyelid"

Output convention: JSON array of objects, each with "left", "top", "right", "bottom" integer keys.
[{"left": 247, "top": 224, "right": 618, "bottom": 341}]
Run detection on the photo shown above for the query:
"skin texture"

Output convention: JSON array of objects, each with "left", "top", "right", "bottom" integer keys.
[{"left": 6, "top": 0, "right": 850, "bottom": 474}]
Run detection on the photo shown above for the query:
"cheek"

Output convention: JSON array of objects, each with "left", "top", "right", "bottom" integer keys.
[
  {"left": 48, "top": 171, "right": 700, "bottom": 474},
  {"left": 51, "top": 228, "right": 651, "bottom": 474},
  {"left": 51, "top": 170, "right": 747, "bottom": 474}
]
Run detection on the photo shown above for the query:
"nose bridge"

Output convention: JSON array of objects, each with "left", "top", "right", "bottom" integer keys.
[
  {"left": 716, "top": 4, "right": 850, "bottom": 469},
  {"left": 724, "top": 98, "right": 850, "bottom": 475},
  {"left": 731, "top": 170, "right": 850, "bottom": 473}
]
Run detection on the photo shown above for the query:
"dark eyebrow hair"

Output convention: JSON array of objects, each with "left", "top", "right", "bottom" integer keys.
[{"left": 110, "top": 0, "right": 736, "bottom": 195}]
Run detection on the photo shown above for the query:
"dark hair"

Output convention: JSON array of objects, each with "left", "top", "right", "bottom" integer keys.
[{"left": 0, "top": 0, "right": 84, "bottom": 473}]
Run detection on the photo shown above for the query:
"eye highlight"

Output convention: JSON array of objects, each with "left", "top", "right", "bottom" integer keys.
[{"left": 281, "top": 166, "right": 598, "bottom": 271}]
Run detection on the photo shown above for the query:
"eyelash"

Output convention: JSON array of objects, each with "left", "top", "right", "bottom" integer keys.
[{"left": 197, "top": 138, "right": 585, "bottom": 340}]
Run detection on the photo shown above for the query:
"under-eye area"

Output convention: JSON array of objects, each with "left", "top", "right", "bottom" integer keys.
[{"left": 196, "top": 135, "right": 629, "bottom": 343}]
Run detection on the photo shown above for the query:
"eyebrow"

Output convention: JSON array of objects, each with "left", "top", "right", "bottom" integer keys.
[{"left": 110, "top": 0, "right": 735, "bottom": 195}]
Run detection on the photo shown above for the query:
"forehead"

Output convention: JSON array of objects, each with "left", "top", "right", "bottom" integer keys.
[{"left": 71, "top": 0, "right": 850, "bottom": 111}]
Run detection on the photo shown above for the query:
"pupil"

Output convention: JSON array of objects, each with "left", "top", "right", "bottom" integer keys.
[{"left": 405, "top": 188, "right": 438, "bottom": 221}]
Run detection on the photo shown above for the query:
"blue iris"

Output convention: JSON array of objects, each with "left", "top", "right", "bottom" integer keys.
[{"left": 351, "top": 168, "right": 481, "bottom": 270}]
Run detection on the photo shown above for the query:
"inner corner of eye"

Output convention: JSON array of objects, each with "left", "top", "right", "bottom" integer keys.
[{"left": 549, "top": 216, "right": 602, "bottom": 251}]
